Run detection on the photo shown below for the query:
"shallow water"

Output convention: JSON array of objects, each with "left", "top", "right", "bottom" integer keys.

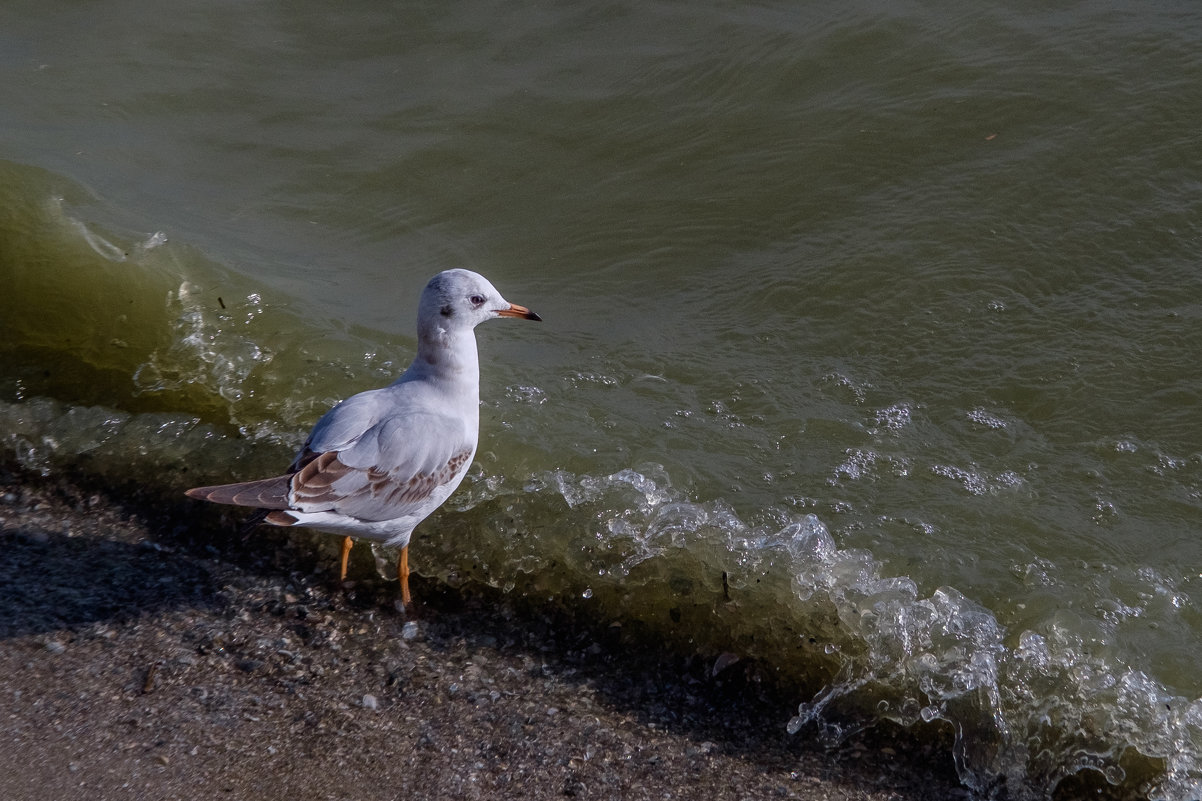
[{"left": 3, "top": 1, "right": 1202, "bottom": 797}]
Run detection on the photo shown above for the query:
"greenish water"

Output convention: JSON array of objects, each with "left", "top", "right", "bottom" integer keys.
[{"left": 3, "top": 2, "right": 1202, "bottom": 797}]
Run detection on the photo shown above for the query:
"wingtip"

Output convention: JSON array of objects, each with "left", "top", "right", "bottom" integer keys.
[{"left": 182, "top": 475, "right": 293, "bottom": 509}]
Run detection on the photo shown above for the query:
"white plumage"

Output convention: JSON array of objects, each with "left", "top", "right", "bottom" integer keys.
[{"left": 186, "top": 268, "right": 541, "bottom": 604}]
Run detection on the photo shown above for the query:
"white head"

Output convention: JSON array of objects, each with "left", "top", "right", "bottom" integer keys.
[
  {"left": 412, "top": 269, "right": 540, "bottom": 373},
  {"left": 418, "top": 268, "right": 540, "bottom": 331}
]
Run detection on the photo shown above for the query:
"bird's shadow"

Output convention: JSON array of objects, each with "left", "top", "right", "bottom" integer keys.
[{"left": 0, "top": 519, "right": 218, "bottom": 640}]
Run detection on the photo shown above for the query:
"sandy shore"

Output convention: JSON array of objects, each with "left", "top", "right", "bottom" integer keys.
[{"left": 0, "top": 466, "right": 974, "bottom": 801}]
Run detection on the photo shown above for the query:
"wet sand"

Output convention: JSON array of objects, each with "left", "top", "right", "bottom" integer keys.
[{"left": 0, "top": 468, "right": 975, "bottom": 801}]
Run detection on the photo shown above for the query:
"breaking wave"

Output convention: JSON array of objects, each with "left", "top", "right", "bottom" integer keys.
[{"left": 411, "top": 463, "right": 1202, "bottom": 800}]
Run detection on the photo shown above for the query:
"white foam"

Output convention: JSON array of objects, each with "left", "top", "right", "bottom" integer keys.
[
  {"left": 505, "top": 465, "right": 1202, "bottom": 799},
  {"left": 133, "top": 282, "right": 273, "bottom": 414}
]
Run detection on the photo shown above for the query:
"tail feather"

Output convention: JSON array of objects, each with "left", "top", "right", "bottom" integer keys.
[{"left": 185, "top": 475, "right": 292, "bottom": 510}]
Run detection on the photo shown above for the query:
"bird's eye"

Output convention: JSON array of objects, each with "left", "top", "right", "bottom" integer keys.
[{"left": 469, "top": 294, "right": 485, "bottom": 307}]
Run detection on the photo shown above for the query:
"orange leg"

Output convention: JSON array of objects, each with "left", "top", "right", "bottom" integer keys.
[
  {"left": 339, "top": 536, "right": 353, "bottom": 581},
  {"left": 397, "top": 545, "right": 411, "bottom": 606}
]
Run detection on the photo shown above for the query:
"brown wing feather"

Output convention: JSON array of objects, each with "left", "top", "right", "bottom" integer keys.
[
  {"left": 294, "top": 451, "right": 345, "bottom": 491},
  {"left": 184, "top": 475, "right": 292, "bottom": 509},
  {"left": 285, "top": 449, "right": 473, "bottom": 522},
  {"left": 290, "top": 451, "right": 357, "bottom": 507},
  {"left": 188, "top": 447, "right": 473, "bottom": 524},
  {"left": 382, "top": 450, "right": 471, "bottom": 507}
]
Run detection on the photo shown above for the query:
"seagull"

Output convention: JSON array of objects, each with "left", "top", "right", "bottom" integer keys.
[{"left": 185, "top": 269, "right": 541, "bottom": 606}]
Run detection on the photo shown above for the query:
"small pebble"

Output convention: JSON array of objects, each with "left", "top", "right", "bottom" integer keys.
[
  {"left": 362, "top": 694, "right": 379, "bottom": 711},
  {"left": 45, "top": 641, "right": 66, "bottom": 655},
  {"left": 400, "top": 621, "right": 420, "bottom": 641},
  {"left": 711, "top": 652, "right": 740, "bottom": 676}
]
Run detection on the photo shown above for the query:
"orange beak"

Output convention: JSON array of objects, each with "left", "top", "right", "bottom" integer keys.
[{"left": 498, "top": 303, "right": 542, "bottom": 321}]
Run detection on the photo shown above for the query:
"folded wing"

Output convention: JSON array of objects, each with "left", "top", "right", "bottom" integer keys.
[{"left": 188, "top": 407, "right": 473, "bottom": 526}]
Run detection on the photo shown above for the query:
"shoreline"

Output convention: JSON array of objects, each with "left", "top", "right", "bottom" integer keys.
[{"left": 0, "top": 468, "right": 976, "bottom": 800}]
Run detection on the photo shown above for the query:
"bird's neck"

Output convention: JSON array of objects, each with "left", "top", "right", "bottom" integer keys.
[{"left": 407, "top": 323, "right": 480, "bottom": 385}]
